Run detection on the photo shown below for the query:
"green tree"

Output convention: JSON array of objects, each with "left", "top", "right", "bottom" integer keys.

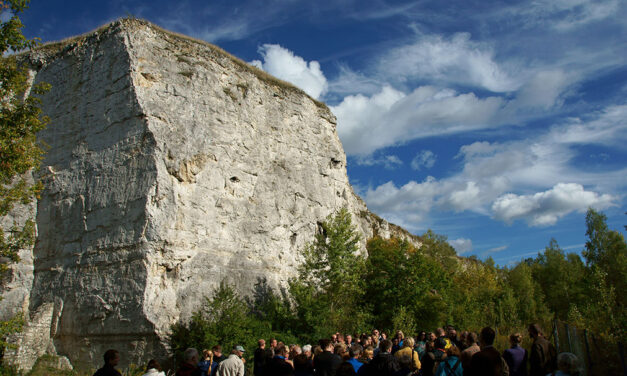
[
  {"left": 289, "top": 208, "right": 368, "bottom": 339},
  {"left": 531, "top": 239, "right": 585, "bottom": 320},
  {"left": 581, "top": 208, "right": 627, "bottom": 341},
  {"left": 0, "top": 0, "right": 49, "bottom": 352},
  {"left": 169, "top": 281, "right": 270, "bottom": 367},
  {"left": 506, "top": 262, "right": 551, "bottom": 325},
  {"left": 583, "top": 208, "right": 627, "bottom": 302},
  {"left": 364, "top": 236, "right": 448, "bottom": 331}
]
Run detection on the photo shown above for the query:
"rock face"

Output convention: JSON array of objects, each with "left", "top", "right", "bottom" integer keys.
[{"left": 2, "top": 19, "right": 418, "bottom": 370}]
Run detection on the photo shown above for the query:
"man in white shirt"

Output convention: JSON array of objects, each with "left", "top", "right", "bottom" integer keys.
[{"left": 216, "top": 346, "right": 245, "bottom": 376}]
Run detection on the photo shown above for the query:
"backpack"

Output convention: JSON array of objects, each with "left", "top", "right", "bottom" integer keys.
[{"left": 443, "top": 358, "right": 460, "bottom": 376}]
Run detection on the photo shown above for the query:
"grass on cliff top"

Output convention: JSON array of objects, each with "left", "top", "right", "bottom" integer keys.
[{"left": 28, "top": 17, "right": 329, "bottom": 111}]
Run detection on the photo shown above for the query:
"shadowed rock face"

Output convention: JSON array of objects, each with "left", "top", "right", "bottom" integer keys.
[{"left": 2, "top": 19, "right": 418, "bottom": 371}]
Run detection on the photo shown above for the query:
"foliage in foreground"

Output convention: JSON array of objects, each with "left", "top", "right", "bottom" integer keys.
[{"left": 0, "top": 0, "right": 49, "bottom": 353}]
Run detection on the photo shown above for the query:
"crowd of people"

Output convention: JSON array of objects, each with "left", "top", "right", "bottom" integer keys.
[{"left": 93, "top": 324, "right": 584, "bottom": 376}]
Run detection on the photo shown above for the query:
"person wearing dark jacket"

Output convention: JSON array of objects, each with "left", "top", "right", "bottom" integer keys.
[
  {"left": 266, "top": 345, "right": 295, "bottom": 376},
  {"left": 358, "top": 340, "right": 400, "bottom": 376},
  {"left": 420, "top": 341, "right": 437, "bottom": 376},
  {"left": 254, "top": 339, "right": 267, "bottom": 376},
  {"left": 468, "top": 327, "right": 507, "bottom": 376},
  {"left": 503, "top": 333, "right": 527, "bottom": 376},
  {"left": 93, "top": 349, "right": 122, "bottom": 376},
  {"left": 314, "top": 339, "right": 342, "bottom": 376},
  {"left": 528, "top": 324, "right": 556, "bottom": 376},
  {"left": 176, "top": 348, "right": 202, "bottom": 376},
  {"left": 294, "top": 353, "right": 314, "bottom": 376}
]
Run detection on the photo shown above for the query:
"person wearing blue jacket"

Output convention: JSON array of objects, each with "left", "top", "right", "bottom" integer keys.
[{"left": 435, "top": 346, "right": 463, "bottom": 376}]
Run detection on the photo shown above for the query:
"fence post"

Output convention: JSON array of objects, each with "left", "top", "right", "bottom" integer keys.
[
  {"left": 583, "top": 329, "right": 593, "bottom": 375},
  {"left": 565, "top": 323, "right": 572, "bottom": 352},
  {"left": 553, "top": 319, "right": 560, "bottom": 353}
]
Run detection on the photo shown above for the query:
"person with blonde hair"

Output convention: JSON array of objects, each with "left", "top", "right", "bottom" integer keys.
[
  {"left": 361, "top": 345, "right": 374, "bottom": 364},
  {"left": 503, "top": 333, "right": 527, "bottom": 376},
  {"left": 394, "top": 337, "right": 421, "bottom": 372}
]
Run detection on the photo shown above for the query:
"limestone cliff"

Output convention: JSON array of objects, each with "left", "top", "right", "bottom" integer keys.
[{"left": 2, "top": 19, "right": 419, "bottom": 370}]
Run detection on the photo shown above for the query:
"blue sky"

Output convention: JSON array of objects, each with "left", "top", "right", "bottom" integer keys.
[{"left": 18, "top": 0, "right": 627, "bottom": 265}]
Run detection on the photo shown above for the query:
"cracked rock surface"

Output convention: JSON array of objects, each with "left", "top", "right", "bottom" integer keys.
[{"left": 2, "top": 19, "right": 418, "bottom": 371}]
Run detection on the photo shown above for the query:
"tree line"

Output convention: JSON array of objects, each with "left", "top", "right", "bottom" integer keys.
[{"left": 170, "top": 207, "right": 626, "bottom": 363}]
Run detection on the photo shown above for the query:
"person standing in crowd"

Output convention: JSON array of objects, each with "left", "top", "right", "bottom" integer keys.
[
  {"left": 394, "top": 337, "right": 420, "bottom": 373},
  {"left": 435, "top": 328, "right": 451, "bottom": 349},
  {"left": 210, "top": 346, "right": 226, "bottom": 376},
  {"left": 395, "top": 355, "right": 414, "bottom": 376},
  {"left": 347, "top": 344, "right": 364, "bottom": 373},
  {"left": 294, "top": 353, "right": 314, "bottom": 376},
  {"left": 468, "top": 327, "right": 507, "bottom": 376},
  {"left": 314, "top": 338, "right": 342, "bottom": 376},
  {"left": 177, "top": 348, "right": 202, "bottom": 376},
  {"left": 528, "top": 324, "right": 557, "bottom": 376},
  {"left": 420, "top": 340, "right": 437, "bottom": 376},
  {"left": 303, "top": 344, "right": 312, "bottom": 360},
  {"left": 216, "top": 346, "right": 245, "bottom": 376},
  {"left": 361, "top": 346, "right": 374, "bottom": 364},
  {"left": 254, "top": 339, "right": 267, "bottom": 376},
  {"left": 554, "top": 352, "right": 582, "bottom": 376},
  {"left": 358, "top": 339, "right": 400, "bottom": 376},
  {"left": 336, "top": 362, "right": 357, "bottom": 376},
  {"left": 446, "top": 326, "right": 461, "bottom": 349},
  {"left": 458, "top": 331, "right": 469, "bottom": 351},
  {"left": 93, "top": 349, "right": 122, "bottom": 376},
  {"left": 434, "top": 346, "right": 462, "bottom": 376},
  {"left": 142, "top": 359, "right": 166, "bottom": 376},
  {"left": 460, "top": 332, "right": 480, "bottom": 373},
  {"left": 345, "top": 334, "right": 354, "bottom": 347},
  {"left": 503, "top": 333, "right": 527, "bottom": 376},
  {"left": 198, "top": 350, "right": 213, "bottom": 376},
  {"left": 266, "top": 345, "right": 294, "bottom": 376},
  {"left": 415, "top": 332, "right": 427, "bottom": 360}
]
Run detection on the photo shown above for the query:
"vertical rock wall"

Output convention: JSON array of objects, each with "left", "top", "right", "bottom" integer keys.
[{"left": 1, "top": 19, "right": 418, "bottom": 371}]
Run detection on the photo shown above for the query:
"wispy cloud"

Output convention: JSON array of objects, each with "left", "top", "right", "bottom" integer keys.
[
  {"left": 411, "top": 150, "right": 436, "bottom": 170},
  {"left": 354, "top": 154, "right": 403, "bottom": 170},
  {"left": 481, "top": 245, "right": 508, "bottom": 258},
  {"left": 362, "top": 103, "right": 625, "bottom": 228},
  {"left": 375, "top": 32, "right": 520, "bottom": 92},
  {"left": 449, "top": 238, "right": 473, "bottom": 254}
]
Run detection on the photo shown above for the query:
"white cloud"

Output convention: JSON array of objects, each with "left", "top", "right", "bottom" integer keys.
[
  {"left": 550, "top": 104, "right": 627, "bottom": 146},
  {"left": 332, "top": 86, "right": 504, "bottom": 155},
  {"left": 360, "top": 103, "right": 624, "bottom": 228},
  {"left": 491, "top": 183, "right": 615, "bottom": 226},
  {"left": 327, "top": 64, "right": 383, "bottom": 97},
  {"left": 376, "top": 33, "right": 519, "bottom": 92},
  {"left": 411, "top": 150, "right": 436, "bottom": 170},
  {"left": 250, "top": 44, "right": 328, "bottom": 100},
  {"left": 449, "top": 238, "right": 473, "bottom": 254},
  {"left": 481, "top": 245, "right": 509, "bottom": 257},
  {"left": 513, "top": 70, "right": 571, "bottom": 109},
  {"left": 552, "top": 0, "right": 620, "bottom": 31},
  {"left": 355, "top": 154, "right": 404, "bottom": 170},
  {"left": 446, "top": 181, "right": 482, "bottom": 211}
]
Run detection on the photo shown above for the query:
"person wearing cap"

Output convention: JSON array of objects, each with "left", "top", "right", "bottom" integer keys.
[{"left": 216, "top": 345, "right": 245, "bottom": 376}]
